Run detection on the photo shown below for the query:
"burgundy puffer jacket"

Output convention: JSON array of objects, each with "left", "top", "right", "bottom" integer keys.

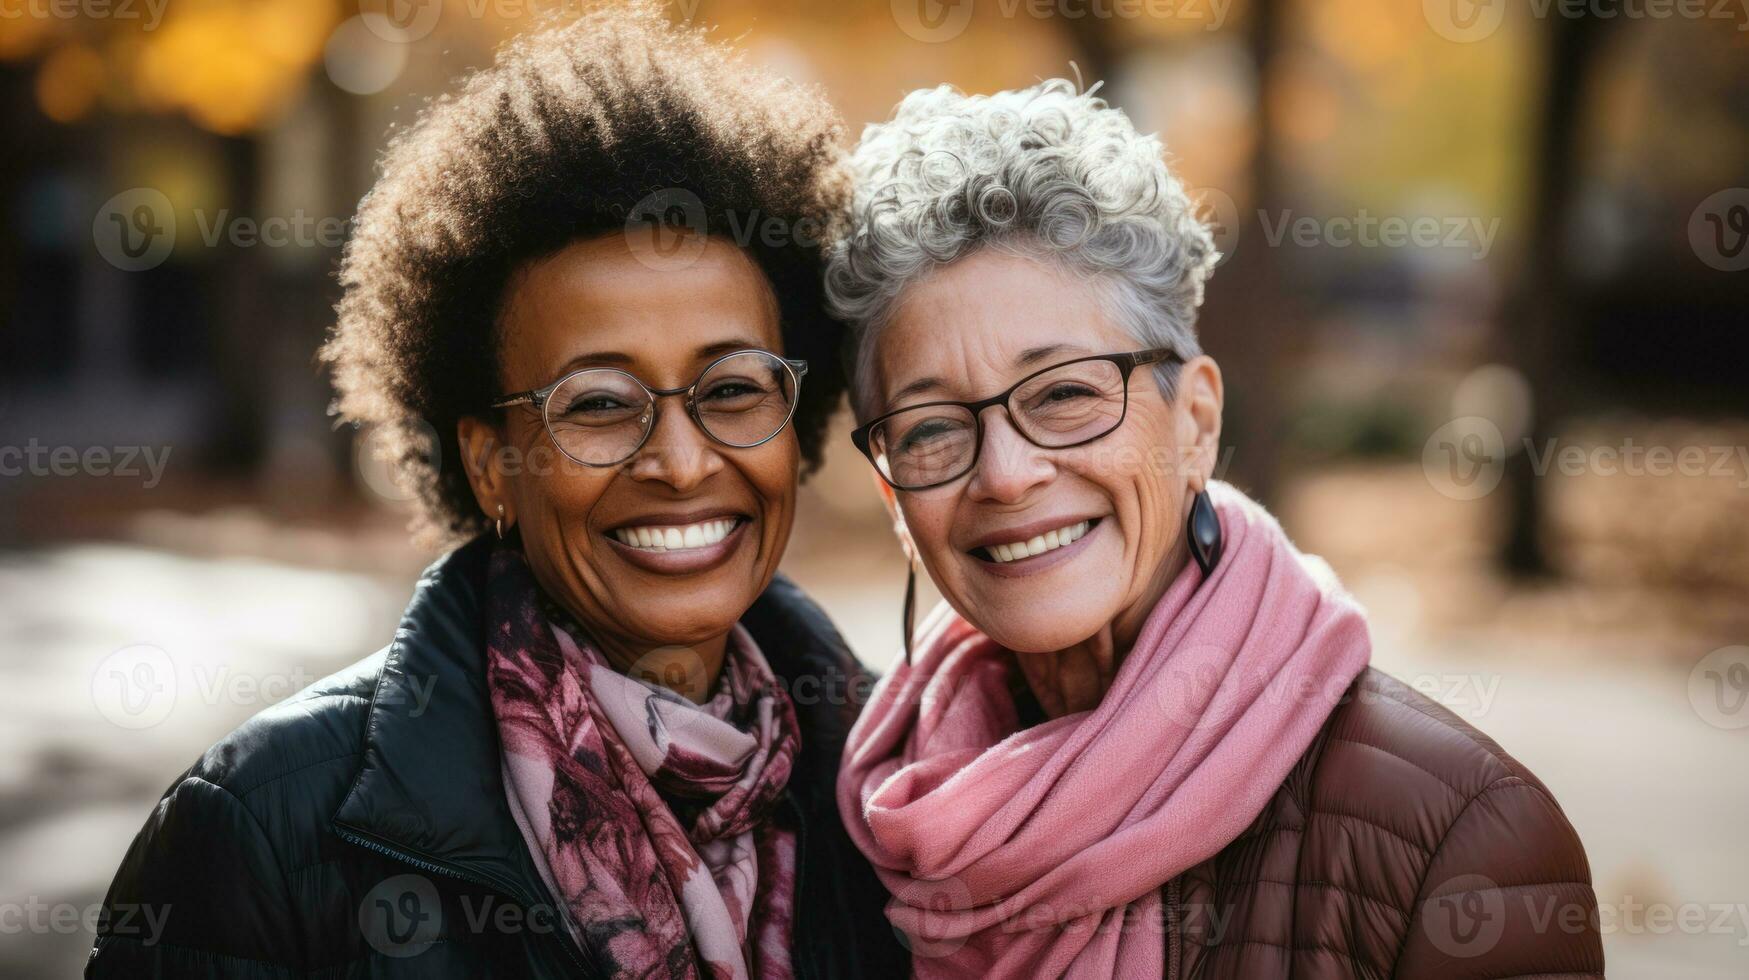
[{"left": 1166, "top": 667, "right": 1605, "bottom": 979}]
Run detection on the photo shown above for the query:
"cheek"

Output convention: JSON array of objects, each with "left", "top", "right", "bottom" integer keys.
[
  {"left": 748, "top": 435, "right": 799, "bottom": 507},
  {"left": 526, "top": 468, "right": 615, "bottom": 562},
  {"left": 740, "top": 436, "right": 801, "bottom": 554},
  {"left": 499, "top": 423, "right": 612, "bottom": 537},
  {"left": 898, "top": 495, "right": 954, "bottom": 556},
  {"left": 1067, "top": 414, "right": 1182, "bottom": 543}
]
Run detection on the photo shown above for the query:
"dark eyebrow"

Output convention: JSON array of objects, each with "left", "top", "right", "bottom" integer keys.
[
  {"left": 1016, "top": 343, "right": 1088, "bottom": 366},
  {"left": 552, "top": 337, "right": 769, "bottom": 377},
  {"left": 889, "top": 375, "right": 945, "bottom": 403},
  {"left": 884, "top": 343, "right": 1094, "bottom": 409},
  {"left": 694, "top": 338, "right": 767, "bottom": 360}
]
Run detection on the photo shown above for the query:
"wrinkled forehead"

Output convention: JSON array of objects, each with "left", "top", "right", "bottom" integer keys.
[
  {"left": 499, "top": 233, "right": 781, "bottom": 390},
  {"left": 864, "top": 251, "right": 1134, "bottom": 412}
]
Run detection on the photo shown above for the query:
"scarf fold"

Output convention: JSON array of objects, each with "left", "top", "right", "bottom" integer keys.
[
  {"left": 485, "top": 548, "right": 800, "bottom": 980},
  {"left": 837, "top": 481, "right": 1373, "bottom": 978}
]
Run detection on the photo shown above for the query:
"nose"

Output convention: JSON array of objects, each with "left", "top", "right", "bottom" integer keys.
[
  {"left": 964, "top": 409, "right": 1054, "bottom": 504},
  {"left": 624, "top": 399, "right": 725, "bottom": 492}
]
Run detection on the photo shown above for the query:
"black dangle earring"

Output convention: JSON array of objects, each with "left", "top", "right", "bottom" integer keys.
[
  {"left": 1186, "top": 487, "right": 1223, "bottom": 577},
  {"left": 901, "top": 560, "right": 917, "bottom": 667}
]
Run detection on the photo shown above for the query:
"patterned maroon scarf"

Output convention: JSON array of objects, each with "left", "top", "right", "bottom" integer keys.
[{"left": 484, "top": 547, "right": 801, "bottom": 979}]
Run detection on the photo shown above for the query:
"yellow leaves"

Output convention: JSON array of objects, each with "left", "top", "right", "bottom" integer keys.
[
  {"left": 18, "top": 0, "right": 342, "bottom": 134},
  {"left": 134, "top": 0, "right": 341, "bottom": 133},
  {"left": 35, "top": 41, "right": 103, "bottom": 121}
]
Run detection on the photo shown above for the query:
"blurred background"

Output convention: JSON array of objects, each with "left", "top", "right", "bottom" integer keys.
[{"left": 2, "top": 0, "right": 1747, "bottom": 976}]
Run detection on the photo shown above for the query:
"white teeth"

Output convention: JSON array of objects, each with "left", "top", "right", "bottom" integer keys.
[
  {"left": 983, "top": 520, "right": 1091, "bottom": 563},
  {"left": 612, "top": 518, "right": 739, "bottom": 552}
]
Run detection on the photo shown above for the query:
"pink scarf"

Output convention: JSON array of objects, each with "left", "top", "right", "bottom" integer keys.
[
  {"left": 485, "top": 548, "right": 800, "bottom": 980},
  {"left": 837, "top": 482, "right": 1372, "bottom": 978}
]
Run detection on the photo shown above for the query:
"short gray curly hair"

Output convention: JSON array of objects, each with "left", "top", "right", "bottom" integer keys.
[{"left": 824, "top": 79, "right": 1219, "bottom": 418}]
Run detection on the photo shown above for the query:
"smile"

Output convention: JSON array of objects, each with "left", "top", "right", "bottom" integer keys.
[
  {"left": 974, "top": 518, "right": 1096, "bottom": 563},
  {"left": 610, "top": 517, "right": 743, "bottom": 552}
]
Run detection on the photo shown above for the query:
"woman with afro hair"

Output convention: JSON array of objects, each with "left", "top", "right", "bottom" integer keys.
[{"left": 87, "top": 5, "right": 905, "bottom": 977}]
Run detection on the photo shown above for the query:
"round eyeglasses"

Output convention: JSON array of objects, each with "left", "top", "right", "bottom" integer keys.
[
  {"left": 850, "top": 348, "right": 1180, "bottom": 491},
  {"left": 493, "top": 350, "right": 808, "bottom": 467}
]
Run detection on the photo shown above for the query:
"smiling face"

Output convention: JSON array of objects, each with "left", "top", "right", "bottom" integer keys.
[
  {"left": 460, "top": 234, "right": 798, "bottom": 665},
  {"left": 869, "top": 248, "right": 1222, "bottom": 654}
]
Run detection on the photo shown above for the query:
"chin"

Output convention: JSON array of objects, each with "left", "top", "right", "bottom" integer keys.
[
  {"left": 622, "top": 603, "right": 741, "bottom": 650},
  {"left": 959, "top": 592, "right": 1112, "bottom": 654}
]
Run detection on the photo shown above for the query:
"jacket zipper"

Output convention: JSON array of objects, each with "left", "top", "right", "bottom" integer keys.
[
  {"left": 783, "top": 792, "right": 813, "bottom": 980},
  {"left": 1165, "top": 876, "right": 1182, "bottom": 980},
  {"left": 335, "top": 826, "right": 596, "bottom": 975}
]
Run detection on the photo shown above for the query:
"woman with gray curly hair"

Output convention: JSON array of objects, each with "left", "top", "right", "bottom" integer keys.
[{"left": 832, "top": 80, "right": 1602, "bottom": 979}]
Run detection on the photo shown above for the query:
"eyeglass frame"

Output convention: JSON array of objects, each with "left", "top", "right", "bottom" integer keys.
[
  {"left": 850, "top": 347, "right": 1183, "bottom": 491},
  {"left": 491, "top": 349, "right": 810, "bottom": 467}
]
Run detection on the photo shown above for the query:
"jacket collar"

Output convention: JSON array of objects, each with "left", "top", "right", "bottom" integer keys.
[{"left": 332, "top": 535, "right": 870, "bottom": 901}]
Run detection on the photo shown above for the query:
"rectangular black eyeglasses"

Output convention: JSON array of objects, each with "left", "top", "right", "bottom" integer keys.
[{"left": 850, "top": 347, "right": 1182, "bottom": 491}]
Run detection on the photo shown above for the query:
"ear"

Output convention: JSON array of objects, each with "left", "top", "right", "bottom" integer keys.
[
  {"left": 871, "top": 471, "right": 919, "bottom": 564},
  {"left": 457, "top": 415, "right": 516, "bottom": 525},
  {"left": 1174, "top": 356, "right": 1224, "bottom": 487}
]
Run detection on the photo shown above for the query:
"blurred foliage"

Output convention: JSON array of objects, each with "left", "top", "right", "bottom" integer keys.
[{"left": 7, "top": 0, "right": 343, "bottom": 133}]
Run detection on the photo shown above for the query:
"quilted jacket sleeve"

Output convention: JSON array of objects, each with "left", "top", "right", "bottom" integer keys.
[
  {"left": 87, "top": 774, "right": 303, "bottom": 978},
  {"left": 1393, "top": 773, "right": 1605, "bottom": 979}
]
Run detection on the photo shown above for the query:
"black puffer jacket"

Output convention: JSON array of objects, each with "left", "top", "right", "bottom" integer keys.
[{"left": 86, "top": 537, "right": 908, "bottom": 978}]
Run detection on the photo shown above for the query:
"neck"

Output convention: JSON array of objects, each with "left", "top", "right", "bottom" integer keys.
[
  {"left": 589, "top": 629, "right": 728, "bottom": 704},
  {"left": 1014, "top": 536, "right": 1190, "bottom": 719}
]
